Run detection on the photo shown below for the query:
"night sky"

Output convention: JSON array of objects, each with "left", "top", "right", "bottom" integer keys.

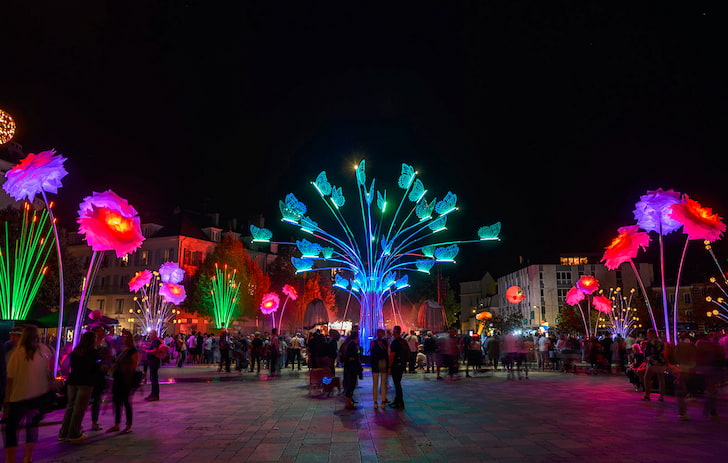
[{"left": 2, "top": 2, "right": 727, "bottom": 282}]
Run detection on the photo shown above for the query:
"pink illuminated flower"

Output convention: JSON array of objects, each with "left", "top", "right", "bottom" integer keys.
[
  {"left": 593, "top": 295, "right": 613, "bottom": 314},
  {"left": 159, "top": 262, "right": 185, "bottom": 284},
  {"left": 260, "top": 292, "right": 280, "bottom": 315},
  {"left": 128, "top": 270, "right": 153, "bottom": 292},
  {"left": 576, "top": 275, "right": 599, "bottom": 295},
  {"left": 159, "top": 282, "right": 187, "bottom": 305},
  {"left": 633, "top": 188, "right": 683, "bottom": 235},
  {"left": 77, "top": 190, "right": 145, "bottom": 257},
  {"left": 565, "top": 286, "right": 585, "bottom": 306},
  {"left": 3, "top": 149, "right": 68, "bottom": 202},
  {"left": 282, "top": 284, "right": 298, "bottom": 300},
  {"left": 601, "top": 225, "right": 651, "bottom": 270},
  {"left": 669, "top": 195, "right": 726, "bottom": 242}
]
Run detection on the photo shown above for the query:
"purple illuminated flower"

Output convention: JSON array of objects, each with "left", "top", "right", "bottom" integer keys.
[
  {"left": 633, "top": 188, "right": 683, "bottom": 235},
  {"left": 260, "top": 292, "right": 280, "bottom": 315},
  {"left": 576, "top": 275, "right": 599, "bottom": 295},
  {"left": 77, "top": 190, "right": 145, "bottom": 257},
  {"left": 3, "top": 149, "right": 68, "bottom": 202},
  {"left": 159, "top": 262, "right": 185, "bottom": 284},
  {"left": 159, "top": 282, "right": 187, "bottom": 305},
  {"left": 128, "top": 270, "right": 153, "bottom": 292}
]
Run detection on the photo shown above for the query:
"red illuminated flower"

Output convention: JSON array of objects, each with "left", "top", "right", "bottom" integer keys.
[
  {"left": 565, "top": 286, "right": 585, "bottom": 306},
  {"left": 77, "top": 190, "right": 145, "bottom": 257},
  {"left": 129, "top": 270, "right": 154, "bottom": 292},
  {"left": 282, "top": 284, "right": 298, "bottom": 300},
  {"left": 160, "top": 282, "right": 187, "bottom": 305},
  {"left": 576, "top": 275, "right": 599, "bottom": 295},
  {"left": 601, "top": 225, "right": 651, "bottom": 270},
  {"left": 669, "top": 195, "right": 727, "bottom": 242},
  {"left": 260, "top": 292, "right": 280, "bottom": 315},
  {"left": 593, "top": 295, "right": 613, "bottom": 314}
]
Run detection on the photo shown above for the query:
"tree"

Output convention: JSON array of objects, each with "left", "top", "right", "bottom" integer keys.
[{"left": 555, "top": 305, "right": 583, "bottom": 335}]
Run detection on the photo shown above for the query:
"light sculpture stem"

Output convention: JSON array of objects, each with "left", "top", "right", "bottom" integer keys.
[
  {"left": 72, "top": 250, "right": 101, "bottom": 347},
  {"left": 658, "top": 233, "right": 671, "bottom": 344},
  {"left": 629, "top": 260, "right": 658, "bottom": 330},
  {"left": 42, "top": 191, "right": 65, "bottom": 376},
  {"left": 672, "top": 238, "right": 689, "bottom": 343},
  {"left": 576, "top": 302, "right": 589, "bottom": 339}
]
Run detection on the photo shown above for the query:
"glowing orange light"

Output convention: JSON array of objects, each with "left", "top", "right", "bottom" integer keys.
[{"left": 506, "top": 286, "right": 526, "bottom": 303}]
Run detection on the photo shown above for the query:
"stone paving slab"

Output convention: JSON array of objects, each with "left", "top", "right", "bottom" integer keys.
[{"left": 27, "top": 364, "right": 728, "bottom": 462}]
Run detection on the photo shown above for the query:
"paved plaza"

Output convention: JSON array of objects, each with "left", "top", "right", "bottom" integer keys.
[{"left": 31, "top": 364, "right": 728, "bottom": 463}]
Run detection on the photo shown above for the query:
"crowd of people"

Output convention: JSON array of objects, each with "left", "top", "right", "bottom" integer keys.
[{"left": 1, "top": 322, "right": 727, "bottom": 461}]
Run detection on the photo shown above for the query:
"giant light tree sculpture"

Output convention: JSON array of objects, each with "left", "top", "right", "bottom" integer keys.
[{"left": 250, "top": 160, "right": 501, "bottom": 353}]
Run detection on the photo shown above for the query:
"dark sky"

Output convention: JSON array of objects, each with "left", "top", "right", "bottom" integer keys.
[{"left": 2, "top": 1, "right": 727, "bottom": 282}]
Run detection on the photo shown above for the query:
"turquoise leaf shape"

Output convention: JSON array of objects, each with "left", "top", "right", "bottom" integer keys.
[
  {"left": 300, "top": 216, "right": 318, "bottom": 232},
  {"left": 416, "top": 198, "right": 435, "bottom": 220},
  {"left": 422, "top": 245, "right": 436, "bottom": 258},
  {"left": 478, "top": 222, "right": 502, "bottom": 240},
  {"left": 314, "top": 171, "right": 332, "bottom": 196},
  {"left": 291, "top": 257, "right": 314, "bottom": 272},
  {"left": 377, "top": 190, "right": 387, "bottom": 212},
  {"left": 408, "top": 179, "right": 426, "bottom": 202},
  {"left": 296, "top": 238, "right": 321, "bottom": 257},
  {"left": 415, "top": 260, "right": 436, "bottom": 273},
  {"left": 250, "top": 225, "right": 272, "bottom": 242},
  {"left": 356, "top": 160, "right": 366, "bottom": 186},
  {"left": 321, "top": 247, "right": 334, "bottom": 259},
  {"left": 435, "top": 192, "right": 457, "bottom": 215},
  {"left": 434, "top": 244, "right": 459, "bottom": 261},
  {"left": 331, "top": 186, "right": 346, "bottom": 208},
  {"left": 428, "top": 215, "right": 447, "bottom": 231},
  {"left": 398, "top": 163, "right": 415, "bottom": 189}
]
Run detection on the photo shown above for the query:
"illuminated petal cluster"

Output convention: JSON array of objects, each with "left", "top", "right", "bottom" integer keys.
[
  {"left": 77, "top": 190, "right": 145, "bottom": 257},
  {"left": 3, "top": 149, "right": 68, "bottom": 202},
  {"left": 669, "top": 195, "right": 726, "bottom": 242},
  {"left": 633, "top": 188, "right": 683, "bottom": 235},
  {"left": 576, "top": 275, "right": 599, "bottom": 294},
  {"left": 565, "top": 286, "right": 585, "bottom": 305},
  {"left": 282, "top": 284, "right": 298, "bottom": 300},
  {"left": 260, "top": 292, "right": 280, "bottom": 314},
  {"left": 159, "top": 282, "right": 187, "bottom": 305},
  {"left": 159, "top": 262, "right": 185, "bottom": 283},
  {"left": 601, "top": 225, "right": 651, "bottom": 270},
  {"left": 592, "top": 295, "right": 613, "bottom": 314},
  {"left": 129, "top": 270, "right": 153, "bottom": 292}
]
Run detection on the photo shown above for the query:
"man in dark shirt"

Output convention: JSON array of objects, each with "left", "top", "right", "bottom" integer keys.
[
  {"left": 145, "top": 330, "right": 162, "bottom": 401},
  {"left": 388, "top": 325, "right": 409, "bottom": 409}
]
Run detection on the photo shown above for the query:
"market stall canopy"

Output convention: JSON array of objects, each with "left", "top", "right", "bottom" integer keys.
[
  {"left": 417, "top": 299, "right": 448, "bottom": 333},
  {"left": 303, "top": 298, "right": 329, "bottom": 329}
]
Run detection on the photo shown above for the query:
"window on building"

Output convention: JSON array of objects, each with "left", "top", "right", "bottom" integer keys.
[
  {"left": 685, "top": 310, "right": 694, "bottom": 322},
  {"left": 557, "top": 288, "right": 569, "bottom": 305},
  {"left": 668, "top": 294, "right": 675, "bottom": 307},
  {"left": 115, "top": 299, "right": 124, "bottom": 314},
  {"left": 97, "top": 299, "right": 105, "bottom": 311},
  {"left": 98, "top": 276, "right": 105, "bottom": 289},
  {"left": 140, "top": 250, "right": 149, "bottom": 267},
  {"left": 120, "top": 255, "right": 129, "bottom": 267},
  {"left": 683, "top": 292, "right": 692, "bottom": 305},
  {"left": 556, "top": 271, "right": 572, "bottom": 286}
]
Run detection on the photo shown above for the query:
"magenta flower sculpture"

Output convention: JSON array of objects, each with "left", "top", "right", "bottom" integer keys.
[
  {"left": 669, "top": 195, "right": 726, "bottom": 242},
  {"left": 565, "top": 286, "right": 585, "bottom": 306},
  {"left": 575, "top": 275, "right": 599, "bottom": 295},
  {"left": 592, "top": 295, "right": 612, "bottom": 314},
  {"left": 261, "top": 292, "right": 280, "bottom": 315},
  {"left": 277, "top": 284, "right": 299, "bottom": 329},
  {"left": 129, "top": 270, "right": 154, "bottom": 292},
  {"left": 565, "top": 276, "right": 603, "bottom": 337},
  {"left": 3, "top": 149, "right": 69, "bottom": 373},
  {"left": 3, "top": 149, "right": 68, "bottom": 202},
  {"left": 160, "top": 282, "right": 187, "bottom": 305},
  {"left": 601, "top": 225, "right": 651, "bottom": 271},
  {"left": 77, "top": 190, "right": 145, "bottom": 257},
  {"left": 633, "top": 188, "right": 683, "bottom": 235},
  {"left": 159, "top": 261, "right": 185, "bottom": 284}
]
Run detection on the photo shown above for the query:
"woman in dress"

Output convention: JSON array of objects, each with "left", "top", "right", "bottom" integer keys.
[
  {"left": 3, "top": 324, "right": 53, "bottom": 462},
  {"left": 106, "top": 331, "right": 138, "bottom": 434},
  {"left": 58, "top": 331, "right": 100, "bottom": 441}
]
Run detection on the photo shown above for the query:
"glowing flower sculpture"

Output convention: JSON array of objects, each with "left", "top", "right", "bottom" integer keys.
[
  {"left": 258, "top": 160, "right": 501, "bottom": 353},
  {"left": 592, "top": 295, "right": 612, "bottom": 314},
  {"left": 565, "top": 286, "right": 585, "bottom": 306},
  {"left": 128, "top": 264, "right": 187, "bottom": 335},
  {"left": 633, "top": 188, "right": 683, "bottom": 235},
  {"left": 670, "top": 196, "right": 726, "bottom": 242},
  {"left": 601, "top": 225, "right": 651, "bottom": 271},
  {"left": 260, "top": 292, "right": 280, "bottom": 329},
  {"left": 209, "top": 263, "right": 240, "bottom": 329},
  {"left": 576, "top": 275, "right": 599, "bottom": 295},
  {"left": 277, "top": 284, "right": 299, "bottom": 329},
  {"left": 3, "top": 149, "right": 68, "bottom": 374},
  {"left": 565, "top": 275, "right": 602, "bottom": 337},
  {"left": 159, "top": 261, "right": 186, "bottom": 284},
  {"left": 74, "top": 190, "right": 145, "bottom": 346},
  {"left": 596, "top": 288, "right": 641, "bottom": 339}
]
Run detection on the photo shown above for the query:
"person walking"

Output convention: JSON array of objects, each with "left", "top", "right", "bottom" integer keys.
[
  {"left": 3, "top": 325, "right": 53, "bottom": 462},
  {"left": 106, "top": 331, "right": 138, "bottom": 434},
  {"left": 388, "top": 326, "right": 409, "bottom": 409},
  {"left": 58, "top": 331, "right": 100, "bottom": 442},
  {"left": 288, "top": 333, "right": 303, "bottom": 370},
  {"left": 406, "top": 330, "right": 418, "bottom": 374},
  {"left": 218, "top": 329, "right": 232, "bottom": 373},
  {"left": 369, "top": 328, "right": 389, "bottom": 409},
  {"left": 144, "top": 330, "right": 163, "bottom": 402},
  {"left": 268, "top": 328, "right": 280, "bottom": 377},
  {"left": 175, "top": 334, "right": 187, "bottom": 368}
]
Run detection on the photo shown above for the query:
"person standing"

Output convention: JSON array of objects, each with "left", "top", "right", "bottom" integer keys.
[
  {"left": 3, "top": 325, "right": 53, "bottom": 462},
  {"left": 175, "top": 334, "right": 187, "bottom": 368},
  {"left": 641, "top": 328, "right": 666, "bottom": 402},
  {"left": 423, "top": 332, "right": 437, "bottom": 374},
  {"left": 288, "top": 333, "right": 303, "bottom": 370},
  {"left": 90, "top": 324, "right": 113, "bottom": 431},
  {"left": 406, "top": 330, "right": 418, "bottom": 374},
  {"left": 218, "top": 329, "right": 231, "bottom": 373},
  {"left": 388, "top": 326, "right": 409, "bottom": 409},
  {"left": 249, "top": 332, "right": 263, "bottom": 373},
  {"left": 106, "top": 331, "right": 138, "bottom": 434},
  {"left": 144, "top": 330, "right": 162, "bottom": 402},
  {"left": 268, "top": 328, "right": 280, "bottom": 377},
  {"left": 186, "top": 331, "right": 198, "bottom": 364},
  {"left": 695, "top": 332, "right": 723, "bottom": 418},
  {"left": 341, "top": 330, "right": 362, "bottom": 410},
  {"left": 58, "top": 331, "right": 100, "bottom": 442},
  {"left": 369, "top": 328, "right": 389, "bottom": 409}
]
